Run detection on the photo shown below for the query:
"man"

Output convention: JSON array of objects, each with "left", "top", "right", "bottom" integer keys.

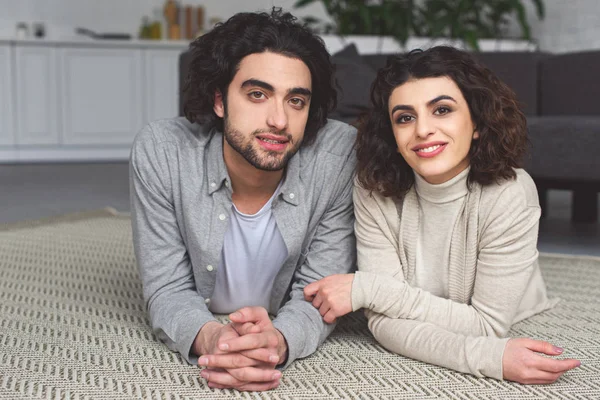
[{"left": 129, "top": 8, "right": 357, "bottom": 392}]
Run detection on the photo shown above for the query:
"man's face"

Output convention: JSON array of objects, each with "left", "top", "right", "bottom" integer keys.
[{"left": 214, "top": 51, "right": 312, "bottom": 172}]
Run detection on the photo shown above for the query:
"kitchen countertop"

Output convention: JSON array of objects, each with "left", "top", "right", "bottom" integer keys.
[{"left": 0, "top": 37, "right": 191, "bottom": 49}]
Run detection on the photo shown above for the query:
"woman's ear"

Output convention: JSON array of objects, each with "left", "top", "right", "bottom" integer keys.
[
  {"left": 213, "top": 91, "right": 224, "bottom": 117},
  {"left": 473, "top": 129, "right": 480, "bottom": 140}
]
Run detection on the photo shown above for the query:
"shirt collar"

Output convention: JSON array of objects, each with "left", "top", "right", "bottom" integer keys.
[{"left": 206, "top": 128, "right": 230, "bottom": 195}]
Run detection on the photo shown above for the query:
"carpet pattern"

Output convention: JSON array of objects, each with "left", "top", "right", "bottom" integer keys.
[{"left": 1, "top": 210, "right": 599, "bottom": 399}]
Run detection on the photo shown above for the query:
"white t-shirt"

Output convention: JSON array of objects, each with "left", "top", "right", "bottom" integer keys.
[{"left": 209, "top": 188, "right": 288, "bottom": 314}]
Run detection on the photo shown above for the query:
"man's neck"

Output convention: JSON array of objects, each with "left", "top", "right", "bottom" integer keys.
[{"left": 223, "top": 141, "right": 284, "bottom": 214}]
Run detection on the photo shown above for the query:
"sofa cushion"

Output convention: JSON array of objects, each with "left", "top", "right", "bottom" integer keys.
[
  {"left": 525, "top": 116, "right": 600, "bottom": 181},
  {"left": 329, "top": 44, "right": 377, "bottom": 124},
  {"left": 475, "top": 52, "right": 548, "bottom": 116},
  {"left": 540, "top": 51, "right": 600, "bottom": 116}
]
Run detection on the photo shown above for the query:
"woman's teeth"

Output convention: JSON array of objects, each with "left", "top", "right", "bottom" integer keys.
[{"left": 418, "top": 144, "right": 442, "bottom": 153}]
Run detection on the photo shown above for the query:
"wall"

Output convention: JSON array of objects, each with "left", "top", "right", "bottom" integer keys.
[
  {"left": 0, "top": 0, "right": 598, "bottom": 54},
  {"left": 524, "top": 0, "right": 600, "bottom": 53},
  {"left": 0, "top": 0, "right": 331, "bottom": 40}
]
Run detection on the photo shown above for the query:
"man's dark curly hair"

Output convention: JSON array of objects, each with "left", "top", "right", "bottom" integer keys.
[
  {"left": 357, "top": 46, "right": 528, "bottom": 198},
  {"left": 182, "top": 8, "right": 336, "bottom": 146}
]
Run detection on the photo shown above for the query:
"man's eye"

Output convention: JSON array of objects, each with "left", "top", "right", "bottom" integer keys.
[
  {"left": 250, "top": 91, "right": 265, "bottom": 100},
  {"left": 290, "top": 98, "right": 305, "bottom": 107}
]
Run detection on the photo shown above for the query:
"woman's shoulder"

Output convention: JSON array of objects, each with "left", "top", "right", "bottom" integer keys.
[
  {"left": 353, "top": 178, "right": 403, "bottom": 210},
  {"left": 479, "top": 168, "right": 540, "bottom": 210}
]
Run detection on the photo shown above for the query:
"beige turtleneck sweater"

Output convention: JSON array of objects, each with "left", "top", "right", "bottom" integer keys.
[{"left": 351, "top": 168, "right": 558, "bottom": 380}]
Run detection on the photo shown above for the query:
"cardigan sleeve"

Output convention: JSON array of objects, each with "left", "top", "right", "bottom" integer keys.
[
  {"left": 366, "top": 310, "right": 510, "bottom": 380},
  {"left": 352, "top": 176, "right": 541, "bottom": 339}
]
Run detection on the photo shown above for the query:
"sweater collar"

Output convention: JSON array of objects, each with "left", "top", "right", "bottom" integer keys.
[{"left": 414, "top": 166, "right": 470, "bottom": 204}]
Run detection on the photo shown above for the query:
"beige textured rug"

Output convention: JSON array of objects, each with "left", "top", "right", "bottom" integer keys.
[{"left": 1, "top": 209, "right": 599, "bottom": 399}]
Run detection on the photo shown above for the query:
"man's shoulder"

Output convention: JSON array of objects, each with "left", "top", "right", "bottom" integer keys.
[
  {"left": 308, "top": 119, "right": 357, "bottom": 158},
  {"left": 133, "top": 117, "right": 211, "bottom": 149}
]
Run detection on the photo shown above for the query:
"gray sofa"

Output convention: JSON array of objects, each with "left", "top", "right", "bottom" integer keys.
[{"left": 179, "top": 47, "right": 600, "bottom": 222}]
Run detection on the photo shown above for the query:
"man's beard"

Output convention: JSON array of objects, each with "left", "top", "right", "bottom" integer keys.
[{"left": 223, "top": 119, "right": 302, "bottom": 172}]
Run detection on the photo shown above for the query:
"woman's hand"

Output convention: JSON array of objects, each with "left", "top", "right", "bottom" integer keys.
[
  {"left": 304, "top": 274, "right": 355, "bottom": 323},
  {"left": 502, "top": 338, "right": 581, "bottom": 384}
]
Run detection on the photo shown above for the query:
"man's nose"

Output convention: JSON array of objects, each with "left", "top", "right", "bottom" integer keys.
[{"left": 267, "top": 103, "right": 288, "bottom": 131}]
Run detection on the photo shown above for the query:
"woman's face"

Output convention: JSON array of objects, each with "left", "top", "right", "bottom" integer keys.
[{"left": 388, "top": 76, "right": 479, "bottom": 184}]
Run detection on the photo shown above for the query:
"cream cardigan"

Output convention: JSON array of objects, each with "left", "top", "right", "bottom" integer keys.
[{"left": 351, "top": 168, "right": 558, "bottom": 380}]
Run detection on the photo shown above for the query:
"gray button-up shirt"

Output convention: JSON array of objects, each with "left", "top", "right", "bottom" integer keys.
[{"left": 130, "top": 117, "right": 357, "bottom": 367}]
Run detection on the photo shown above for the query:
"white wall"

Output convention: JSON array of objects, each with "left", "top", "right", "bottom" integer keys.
[
  {"left": 0, "top": 0, "right": 331, "bottom": 40},
  {"left": 524, "top": 0, "right": 600, "bottom": 53},
  {"left": 0, "top": 0, "right": 598, "bottom": 54}
]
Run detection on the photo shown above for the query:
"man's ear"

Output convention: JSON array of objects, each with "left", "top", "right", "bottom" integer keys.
[{"left": 214, "top": 91, "right": 224, "bottom": 118}]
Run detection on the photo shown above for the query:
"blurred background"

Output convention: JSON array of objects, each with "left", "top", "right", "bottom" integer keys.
[{"left": 1, "top": 0, "right": 598, "bottom": 255}]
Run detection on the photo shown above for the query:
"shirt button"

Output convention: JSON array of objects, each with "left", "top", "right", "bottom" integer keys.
[
  {"left": 218, "top": 214, "right": 226, "bottom": 221},
  {"left": 224, "top": 181, "right": 229, "bottom": 188},
  {"left": 289, "top": 193, "right": 295, "bottom": 199},
  {"left": 206, "top": 265, "right": 214, "bottom": 272},
  {"left": 210, "top": 182, "right": 216, "bottom": 188},
  {"left": 204, "top": 298, "right": 211, "bottom": 304}
]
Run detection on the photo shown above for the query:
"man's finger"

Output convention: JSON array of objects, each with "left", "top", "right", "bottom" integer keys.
[
  {"left": 207, "top": 379, "right": 281, "bottom": 392},
  {"left": 303, "top": 282, "right": 319, "bottom": 300},
  {"left": 240, "top": 348, "right": 280, "bottom": 365},
  {"left": 231, "top": 321, "right": 261, "bottom": 336},
  {"left": 229, "top": 306, "right": 270, "bottom": 324},
  {"left": 228, "top": 367, "right": 282, "bottom": 383},
  {"left": 200, "top": 349, "right": 278, "bottom": 368},
  {"left": 201, "top": 367, "right": 280, "bottom": 387},
  {"left": 219, "top": 331, "right": 279, "bottom": 353},
  {"left": 236, "top": 379, "right": 281, "bottom": 392},
  {"left": 200, "top": 353, "right": 258, "bottom": 369}
]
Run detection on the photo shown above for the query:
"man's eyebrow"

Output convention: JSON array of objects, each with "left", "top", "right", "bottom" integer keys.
[
  {"left": 288, "top": 87, "right": 312, "bottom": 97},
  {"left": 241, "top": 79, "right": 274, "bottom": 92},
  {"left": 391, "top": 95, "right": 458, "bottom": 115},
  {"left": 241, "top": 79, "right": 311, "bottom": 97}
]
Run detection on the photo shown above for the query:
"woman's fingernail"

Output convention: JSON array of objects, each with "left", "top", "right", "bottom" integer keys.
[
  {"left": 269, "top": 355, "right": 279, "bottom": 363},
  {"left": 201, "top": 370, "right": 209, "bottom": 379},
  {"left": 199, "top": 357, "right": 208, "bottom": 366},
  {"left": 272, "top": 371, "right": 282, "bottom": 380},
  {"left": 230, "top": 312, "right": 241, "bottom": 319},
  {"left": 218, "top": 343, "right": 229, "bottom": 351},
  {"left": 553, "top": 346, "right": 564, "bottom": 353}
]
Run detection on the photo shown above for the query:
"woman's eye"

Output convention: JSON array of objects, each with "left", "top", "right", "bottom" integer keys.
[
  {"left": 435, "top": 106, "right": 451, "bottom": 115},
  {"left": 396, "top": 115, "right": 414, "bottom": 124}
]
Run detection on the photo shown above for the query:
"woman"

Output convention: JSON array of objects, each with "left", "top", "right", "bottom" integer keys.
[{"left": 304, "top": 46, "right": 580, "bottom": 384}]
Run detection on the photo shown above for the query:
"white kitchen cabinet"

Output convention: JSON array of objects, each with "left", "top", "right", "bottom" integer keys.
[
  {"left": 0, "top": 39, "right": 188, "bottom": 162},
  {"left": 14, "top": 44, "right": 60, "bottom": 145},
  {"left": 0, "top": 44, "right": 15, "bottom": 146},
  {"left": 60, "top": 47, "right": 143, "bottom": 145},
  {"left": 144, "top": 49, "right": 181, "bottom": 123}
]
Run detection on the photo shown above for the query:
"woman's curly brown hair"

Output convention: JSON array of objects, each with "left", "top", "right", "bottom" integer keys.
[{"left": 357, "top": 46, "right": 528, "bottom": 198}]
